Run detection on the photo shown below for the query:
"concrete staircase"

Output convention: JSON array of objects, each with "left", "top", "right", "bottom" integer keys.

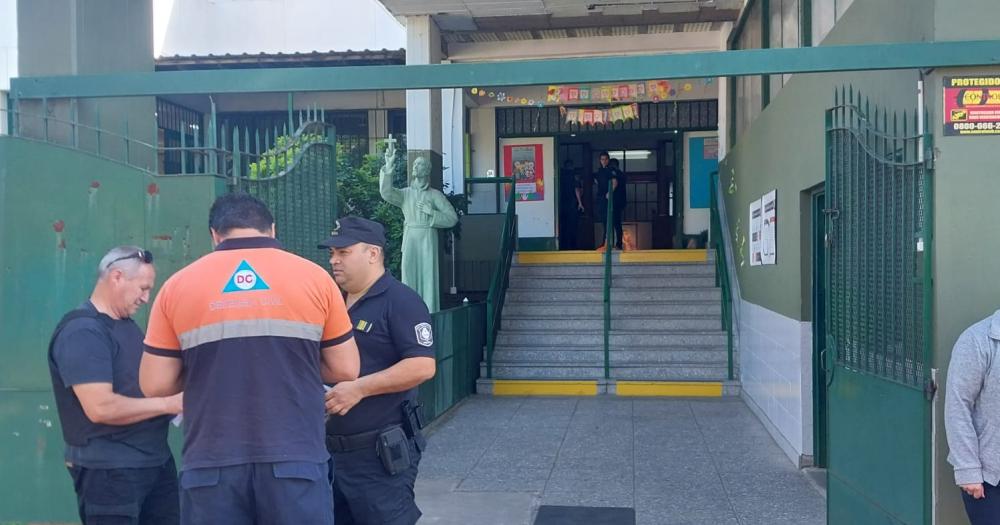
[{"left": 478, "top": 252, "right": 739, "bottom": 395}]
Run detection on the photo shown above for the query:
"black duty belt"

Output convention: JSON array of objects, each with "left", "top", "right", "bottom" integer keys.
[{"left": 326, "top": 425, "right": 402, "bottom": 453}]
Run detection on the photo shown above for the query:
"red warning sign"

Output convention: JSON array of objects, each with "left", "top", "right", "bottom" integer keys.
[{"left": 943, "top": 75, "right": 1000, "bottom": 136}]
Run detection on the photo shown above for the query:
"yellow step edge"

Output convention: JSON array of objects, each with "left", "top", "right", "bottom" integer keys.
[
  {"left": 492, "top": 380, "right": 599, "bottom": 396},
  {"left": 517, "top": 251, "right": 602, "bottom": 264},
  {"left": 616, "top": 381, "right": 723, "bottom": 397},
  {"left": 620, "top": 249, "right": 708, "bottom": 264}
]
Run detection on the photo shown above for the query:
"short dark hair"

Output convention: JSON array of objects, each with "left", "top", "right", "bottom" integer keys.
[
  {"left": 598, "top": 151, "right": 610, "bottom": 159},
  {"left": 209, "top": 193, "right": 274, "bottom": 234}
]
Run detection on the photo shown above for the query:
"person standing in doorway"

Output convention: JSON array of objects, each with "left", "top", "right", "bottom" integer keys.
[
  {"left": 319, "top": 216, "right": 436, "bottom": 525},
  {"left": 595, "top": 151, "right": 625, "bottom": 250},
  {"left": 609, "top": 157, "right": 628, "bottom": 250},
  {"left": 945, "top": 310, "right": 1000, "bottom": 524},
  {"left": 140, "top": 193, "right": 360, "bottom": 525},
  {"left": 559, "top": 159, "right": 584, "bottom": 250},
  {"left": 48, "top": 246, "right": 182, "bottom": 525}
]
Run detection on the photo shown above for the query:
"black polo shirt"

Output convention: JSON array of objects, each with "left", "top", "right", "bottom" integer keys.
[
  {"left": 326, "top": 273, "right": 435, "bottom": 436},
  {"left": 49, "top": 301, "right": 172, "bottom": 468}
]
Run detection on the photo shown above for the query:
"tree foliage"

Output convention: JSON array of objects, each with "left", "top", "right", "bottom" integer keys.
[{"left": 335, "top": 139, "right": 407, "bottom": 276}]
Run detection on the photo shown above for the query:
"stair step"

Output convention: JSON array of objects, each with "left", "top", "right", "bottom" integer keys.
[
  {"left": 507, "top": 276, "right": 717, "bottom": 290},
  {"left": 490, "top": 347, "right": 728, "bottom": 364},
  {"left": 613, "top": 276, "right": 717, "bottom": 289},
  {"left": 495, "top": 330, "right": 727, "bottom": 347},
  {"left": 501, "top": 317, "right": 722, "bottom": 331},
  {"left": 501, "top": 302, "right": 721, "bottom": 318},
  {"left": 484, "top": 363, "right": 730, "bottom": 381},
  {"left": 505, "top": 288, "right": 721, "bottom": 303},
  {"left": 509, "top": 264, "right": 715, "bottom": 278}
]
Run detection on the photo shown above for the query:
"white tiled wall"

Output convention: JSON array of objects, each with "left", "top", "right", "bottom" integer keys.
[{"left": 739, "top": 299, "right": 814, "bottom": 465}]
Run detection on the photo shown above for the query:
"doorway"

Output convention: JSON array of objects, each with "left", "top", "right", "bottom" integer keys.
[{"left": 557, "top": 134, "right": 678, "bottom": 250}]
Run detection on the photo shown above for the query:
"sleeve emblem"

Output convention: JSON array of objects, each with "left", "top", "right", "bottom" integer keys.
[{"left": 414, "top": 322, "right": 433, "bottom": 347}]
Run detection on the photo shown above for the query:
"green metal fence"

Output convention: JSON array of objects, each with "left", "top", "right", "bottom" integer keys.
[
  {"left": 419, "top": 302, "right": 487, "bottom": 421},
  {"left": 826, "top": 86, "right": 933, "bottom": 390},
  {"left": 234, "top": 115, "right": 338, "bottom": 268},
  {"left": 824, "top": 85, "right": 934, "bottom": 524},
  {"left": 710, "top": 172, "right": 735, "bottom": 380},
  {"left": 602, "top": 180, "right": 614, "bottom": 380},
  {"left": 482, "top": 178, "right": 518, "bottom": 379}
]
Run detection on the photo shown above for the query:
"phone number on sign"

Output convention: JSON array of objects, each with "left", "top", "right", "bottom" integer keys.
[{"left": 952, "top": 122, "right": 998, "bottom": 131}]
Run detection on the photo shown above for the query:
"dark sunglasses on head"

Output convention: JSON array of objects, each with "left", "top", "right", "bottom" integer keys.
[{"left": 106, "top": 249, "right": 153, "bottom": 270}]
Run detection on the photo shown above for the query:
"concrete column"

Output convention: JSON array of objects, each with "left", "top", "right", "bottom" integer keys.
[
  {"left": 716, "top": 22, "right": 733, "bottom": 160},
  {"left": 17, "top": 0, "right": 155, "bottom": 164},
  {"left": 404, "top": 15, "right": 443, "bottom": 188},
  {"left": 441, "top": 87, "right": 466, "bottom": 195}
]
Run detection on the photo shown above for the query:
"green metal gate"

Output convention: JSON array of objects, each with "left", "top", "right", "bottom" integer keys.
[
  {"left": 824, "top": 87, "right": 934, "bottom": 524},
  {"left": 235, "top": 119, "right": 337, "bottom": 267}
]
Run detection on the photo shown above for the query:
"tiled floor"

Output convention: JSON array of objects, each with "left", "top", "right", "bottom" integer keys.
[{"left": 414, "top": 396, "right": 826, "bottom": 525}]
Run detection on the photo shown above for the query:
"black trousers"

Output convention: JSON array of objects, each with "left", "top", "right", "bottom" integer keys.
[
  {"left": 599, "top": 200, "right": 625, "bottom": 249},
  {"left": 67, "top": 456, "right": 179, "bottom": 525},
  {"left": 962, "top": 482, "right": 1000, "bottom": 525},
  {"left": 559, "top": 210, "right": 579, "bottom": 250},
  {"left": 331, "top": 438, "right": 422, "bottom": 525},
  {"left": 612, "top": 204, "right": 624, "bottom": 249}
]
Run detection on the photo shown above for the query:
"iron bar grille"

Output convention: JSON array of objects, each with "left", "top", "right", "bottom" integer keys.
[{"left": 825, "top": 86, "right": 933, "bottom": 389}]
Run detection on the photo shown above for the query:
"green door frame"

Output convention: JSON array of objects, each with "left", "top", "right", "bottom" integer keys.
[{"left": 811, "top": 186, "right": 828, "bottom": 468}]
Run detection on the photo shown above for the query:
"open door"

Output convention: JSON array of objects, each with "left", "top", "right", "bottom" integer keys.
[{"left": 824, "top": 91, "right": 933, "bottom": 524}]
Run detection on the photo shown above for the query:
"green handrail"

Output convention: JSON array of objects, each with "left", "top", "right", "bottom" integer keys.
[
  {"left": 483, "top": 178, "right": 517, "bottom": 379},
  {"left": 602, "top": 180, "right": 614, "bottom": 380},
  {"left": 709, "top": 172, "right": 735, "bottom": 380}
]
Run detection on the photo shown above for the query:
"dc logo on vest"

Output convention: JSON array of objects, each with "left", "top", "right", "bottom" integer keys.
[{"left": 223, "top": 260, "right": 270, "bottom": 292}]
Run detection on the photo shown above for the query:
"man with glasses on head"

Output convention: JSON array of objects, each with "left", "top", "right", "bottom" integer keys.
[{"left": 48, "top": 246, "right": 183, "bottom": 525}]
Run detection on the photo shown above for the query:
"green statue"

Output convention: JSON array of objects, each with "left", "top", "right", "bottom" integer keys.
[{"left": 380, "top": 136, "right": 459, "bottom": 312}]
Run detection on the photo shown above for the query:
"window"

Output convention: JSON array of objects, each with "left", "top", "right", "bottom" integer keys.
[
  {"left": 769, "top": 0, "right": 801, "bottom": 97},
  {"left": 730, "top": 0, "right": 808, "bottom": 144},
  {"left": 813, "top": 0, "right": 855, "bottom": 44}
]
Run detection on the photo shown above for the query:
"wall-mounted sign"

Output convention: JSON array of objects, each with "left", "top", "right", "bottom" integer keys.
[
  {"left": 503, "top": 144, "right": 545, "bottom": 202},
  {"left": 749, "top": 199, "right": 762, "bottom": 267},
  {"left": 943, "top": 75, "right": 1000, "bottom": 136},
  {"left": 761, "top": 190, "right": 777, "bottom": 265}
]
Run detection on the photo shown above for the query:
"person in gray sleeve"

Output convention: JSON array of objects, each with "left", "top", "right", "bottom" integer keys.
[{"left": 945, "top": 311, "right": 1000, "bottom": 524}]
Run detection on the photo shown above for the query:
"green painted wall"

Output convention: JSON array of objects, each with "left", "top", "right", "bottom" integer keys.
[
  {"left": 720, "top": 0, "right": 1000, "bottom": 523},
  {"left": 927, "top": 8, "right": 1000, "bottom": 525},
  {"left": 927, "top": 2, "right": 1000, "bottom": 517},
  {"left": 719, "top": 0, "right": 933, "bottom": 321},
  {"left": 0, "top": 137, "right": 216, "bottom": 522}
]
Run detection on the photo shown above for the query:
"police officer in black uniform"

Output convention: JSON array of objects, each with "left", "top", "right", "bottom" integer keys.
[
  {"left": 318, "top": 217, "right": 436, "bottom": 525},
  {"left": 594, "top": 151, "right": 625, "bottom": 249}
]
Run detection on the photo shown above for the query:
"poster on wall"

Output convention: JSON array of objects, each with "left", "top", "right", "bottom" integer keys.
[
  {"left": 688, "top": 136, "right": 719, "bottom": 209},
  {"left": 943, "top": 75, "right": 1000, "bottom": 136},
  {"left": 761, "top": 190, "right": 777, "bottom": 265},
  {"left": 503, "top": 144, "right": 545, "bottom": 201},
  {"left": 749, "top": 198, "right": 763, "bottom": 267}
]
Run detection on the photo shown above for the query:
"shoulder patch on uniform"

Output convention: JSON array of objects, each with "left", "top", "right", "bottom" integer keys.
[
  {"left": 414, "top": 322, "right": 433, "bottom": 347},
  {"left": 223, "top": 260, "right": 270, "bottom": 293}
]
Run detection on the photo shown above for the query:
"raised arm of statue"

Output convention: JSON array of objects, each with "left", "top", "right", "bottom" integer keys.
[{"left": 379, "top": 137, "right": 404, "bottom": 207}]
